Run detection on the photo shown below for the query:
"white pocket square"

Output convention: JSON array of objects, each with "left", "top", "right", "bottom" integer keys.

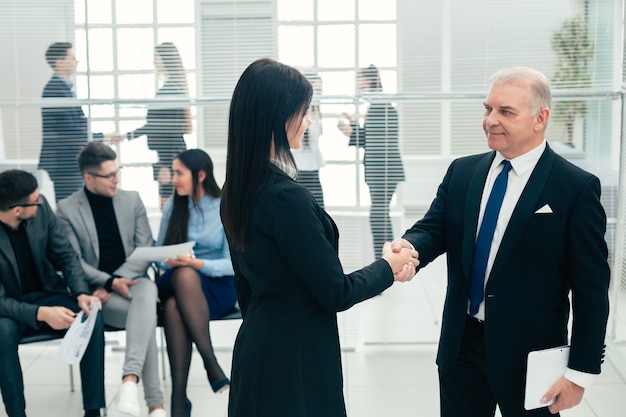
[{"left": 534, "top": 204, "right": 553, "bottom": 214}]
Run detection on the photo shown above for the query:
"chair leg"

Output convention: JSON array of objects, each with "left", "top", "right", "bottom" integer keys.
[
  {"left": 69, "top": 364, "right": 75, "bottom": 392},
  {"left": 160, "top": 327, "right": 167, "bottom": 380}
]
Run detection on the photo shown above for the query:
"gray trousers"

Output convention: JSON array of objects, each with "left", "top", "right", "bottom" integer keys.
[{"left": 102, "top": 278, "right": 164, "bottom": 408}]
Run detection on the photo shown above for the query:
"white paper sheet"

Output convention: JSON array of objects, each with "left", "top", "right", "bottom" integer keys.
[
  {"left": 56, "top": 302, "right": 101, "bottom": 365},
  {"left": 126, "top": 242, "right": 196, "bottom": 262}
]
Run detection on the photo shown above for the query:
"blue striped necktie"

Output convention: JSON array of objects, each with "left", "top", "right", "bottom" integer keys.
[{"left": 469, "top": 160, "right": 512, "bottom": 316}]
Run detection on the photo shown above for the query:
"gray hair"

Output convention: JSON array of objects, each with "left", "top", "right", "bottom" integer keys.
[{"left": 489, "top": 66, "right": 551, "bottom": 116}]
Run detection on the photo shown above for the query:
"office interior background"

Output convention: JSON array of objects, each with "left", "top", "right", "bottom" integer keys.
[{"left": 2, "top": 0, "right": 626, "bottom": 415}]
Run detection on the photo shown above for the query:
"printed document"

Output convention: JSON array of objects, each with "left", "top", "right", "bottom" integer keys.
[
  {"left": 56, "top": 302, "right": 101, "bottom": 365},
  {"left": 127, "top": 242, "right": 196, "bottom": 262}
]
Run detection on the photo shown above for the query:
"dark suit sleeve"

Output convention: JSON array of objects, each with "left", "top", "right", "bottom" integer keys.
[
  {"left": 268, "top": 184, "right": 393, "bottom": 312},
  {"left": 348, "top": 121, "right": 365, "bottom": 148},
  {"left": 402, "top": 159, "right": 453, "bottom": 267},
  {"left": 349, "top": 103, "right": 399, "bottom": 149},
  {"left": 42, "top": 78, "right": 104, "bottom": 141},
  {"left": 129, "top": 107, "right": 188, "bottom": 139},
  {"left": 567, "top": 175, "right": 610, "bottom": 374},
  {"left": 0, "top": 282, "right": 40, "bottom": 329}
]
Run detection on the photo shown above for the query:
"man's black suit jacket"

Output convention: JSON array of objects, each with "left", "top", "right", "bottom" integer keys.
[
  {"left": 0, "top": 196, "right": 89, "bottom": 329},
  {"left": 38, "top": 73, "right": 103, "bottom": 200},
  {"left": 403, "top": 144, "right": 610, "bottom": 395}
]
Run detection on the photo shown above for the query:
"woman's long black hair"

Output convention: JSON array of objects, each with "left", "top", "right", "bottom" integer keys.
[
  {"left": 221, "top": 58, "right": 313, "bottom": 250},
  {"left": 163, "top": 149, "right": 221, "bottom": 245}
]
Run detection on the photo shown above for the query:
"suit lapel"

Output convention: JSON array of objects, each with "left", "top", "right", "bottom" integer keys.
[
  {"left": 112, "top": 193, "right": 131, "bottom": 257},
  {"left": 489, "top": 145, "right": 555, "bottom": 281},
  {"left": 77, "top": 191, "right": 100, "bottom": 260},
  {"left": 462, "top": 152, "right": 495, "bottom": 285},
  {"left": 0, "top": 227, "right": 19, "bottom": 279}
]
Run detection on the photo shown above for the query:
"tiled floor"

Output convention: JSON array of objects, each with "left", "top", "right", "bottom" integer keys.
[{"left": 4, "top": 257, "right": 626, "bottom": 417}]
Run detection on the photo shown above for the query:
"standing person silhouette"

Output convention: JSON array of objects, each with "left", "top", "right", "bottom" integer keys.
[
  {"left": 126, "top": 42, "right": 191, "bottom": 210},
  {"left": 39, "top": 42, "right": 122, "bottom": 201},
  {"left": 221, "top": 58, "right": 418, "bottom": 417},
  {"left": 292, "top": 73, "right": 325, "bottom": 207},
  {"left": 337, "top": 64, "right": 405, "bottom": 259}
]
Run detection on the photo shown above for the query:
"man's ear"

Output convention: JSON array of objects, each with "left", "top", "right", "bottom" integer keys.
[{"left": 534, "top": 108, "right": 550, "bottom": 131}]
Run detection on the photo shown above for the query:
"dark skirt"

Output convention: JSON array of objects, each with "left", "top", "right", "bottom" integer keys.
[{"left": 157, "top": 268, "right": 236, "bottom": 319}]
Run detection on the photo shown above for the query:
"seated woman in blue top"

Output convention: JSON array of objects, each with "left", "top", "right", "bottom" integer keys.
[{"left": 156, "top": 148, "right": 235, "bottom": 417}]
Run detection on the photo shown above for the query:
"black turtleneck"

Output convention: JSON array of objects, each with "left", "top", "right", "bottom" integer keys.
[{"left": 84, "top": 188, "right": 126, "bottom": 275}]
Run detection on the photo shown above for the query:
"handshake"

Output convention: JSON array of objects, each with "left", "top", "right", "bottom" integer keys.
[{"left": 381, "top": 238, "right": 419, "bottom": 282}]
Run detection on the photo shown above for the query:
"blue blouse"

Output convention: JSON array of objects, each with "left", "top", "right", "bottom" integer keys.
[{"left": 156, "top": 195, "right": 234, "bottom": 277}]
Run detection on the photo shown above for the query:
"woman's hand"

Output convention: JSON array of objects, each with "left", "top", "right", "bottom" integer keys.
[
  {"left": 336, "top": 112, "right": 355, "bottom": 137},
  {"left": 165, "top": 250, "right": 201, "bottom": 270},
  {"left": 382, "top": 242, "right": 419, "bottom": 282}
]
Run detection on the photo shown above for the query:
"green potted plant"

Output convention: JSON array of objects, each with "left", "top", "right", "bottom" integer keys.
[{"left": 550, "top": 15, "right": 594, "bottom": 147}]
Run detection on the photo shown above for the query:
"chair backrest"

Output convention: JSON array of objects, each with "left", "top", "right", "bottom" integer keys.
[
  {"left": 19, "top": 331, "right": 64, "bottom": 345},
  {"left": 217, "top": 305, "right": 242, "bottom": 321}
]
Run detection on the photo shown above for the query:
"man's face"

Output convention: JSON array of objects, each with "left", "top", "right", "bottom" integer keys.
[
  {"left": 16, "top": 190, "right": 42, "bottom": 222},
  {"left": 55, "top": 48, "right": 78, "bottom": 79},
  {"left": 84, "top": 160, "right": 120, "bottom": 198},
  {"left": 482, "top": 82, "right": 548, "bottom": 159}
]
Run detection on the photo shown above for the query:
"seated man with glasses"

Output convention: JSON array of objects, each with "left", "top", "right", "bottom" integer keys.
[
  {"left": 0, "top": 169, "right": 105, "bottom": 417},
  {"left": 57, "top": 142, "right": 165, "bottom": 417}
]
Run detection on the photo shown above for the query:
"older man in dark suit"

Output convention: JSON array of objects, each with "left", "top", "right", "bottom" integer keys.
[
  {"left": 0, "top": 169, "right": 105, "bottom": 417},
  {"left": 393, "top": 66, "right": 610, "bottom": 417}
]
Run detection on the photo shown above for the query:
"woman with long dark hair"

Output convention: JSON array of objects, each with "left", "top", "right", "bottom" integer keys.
[
  {"left": 156, "top": 149, "right": 235, "bottom": 417},
  {"left": 221, "top": 58, "right": 417, "bottom": 417},
  {"left": 127, "top": 42, "right": 191, "bottom": 210}
]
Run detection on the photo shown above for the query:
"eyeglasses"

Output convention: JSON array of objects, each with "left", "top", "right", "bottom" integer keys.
[
  {"left": 10, "top": 195, "right": 43, "bottom": 208},
  {"left": 87, "top": 170, "right": 120, "bottom": 180}
]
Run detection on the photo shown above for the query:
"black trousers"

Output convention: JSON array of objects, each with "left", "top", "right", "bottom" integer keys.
[
  {"left": 369, "top": 183, "right": 397, "bottom": 259},
  {"left": 438, "top": 316, "right": 558, "bottom": 417},
  {"left": 0, "top": 291, "right": 105, "bottom": 417}
]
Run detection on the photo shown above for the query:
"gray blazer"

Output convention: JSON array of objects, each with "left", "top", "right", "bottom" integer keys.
[
  {"left": 57, "top": 188, "right": 154, "bottom": 289},
  {"left": 0, "top": 196, "right": 90, "bottom": 329}
]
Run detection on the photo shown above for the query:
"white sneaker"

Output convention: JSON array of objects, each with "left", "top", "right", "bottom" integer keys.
[
  {"left": 148, "top": 408, "right": 167, "bottom": 417},
  {"left": 117, "top": 381, "right": 140, "bottom": 417}
]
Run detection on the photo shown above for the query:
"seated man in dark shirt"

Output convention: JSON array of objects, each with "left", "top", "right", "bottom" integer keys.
[
  {"left": 57, "top": 142, "right": 165, "bottom": 417},
  {"left": 0, "top": 169, "right": 105, "bottom": 417}
]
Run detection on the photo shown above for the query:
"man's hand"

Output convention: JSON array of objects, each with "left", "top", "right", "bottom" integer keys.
[
  {"left": 36, "top": 306, "right": 76, "bottom": 330},
  {"left": 92, "top": 287, "right": 112, "bottom": 303},
  {"left": 76, "top": 294, "right": 102, "bottom": 316},
  {"left": 111, "top": 277, "right": 138, "bottom": 299},
  {"left": 382, "top": 242, "right": 419, "bottom": 282},
  {"left": 541, "top": 376, "right": 584, "bottom": 414},
  {"left": 104, "top": 132, "right": 125, "bottom": 144},
  {"left": 390, "top": 238, "right": 415, "bottom": 253}
]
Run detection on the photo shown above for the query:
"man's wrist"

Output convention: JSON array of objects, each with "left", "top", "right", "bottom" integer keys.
[
  {"left": 103, "top": 276, "right": 119, "bottom": 292},
  {"left": 564, "top": 367, "right": 596, "bottom": 389}
]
